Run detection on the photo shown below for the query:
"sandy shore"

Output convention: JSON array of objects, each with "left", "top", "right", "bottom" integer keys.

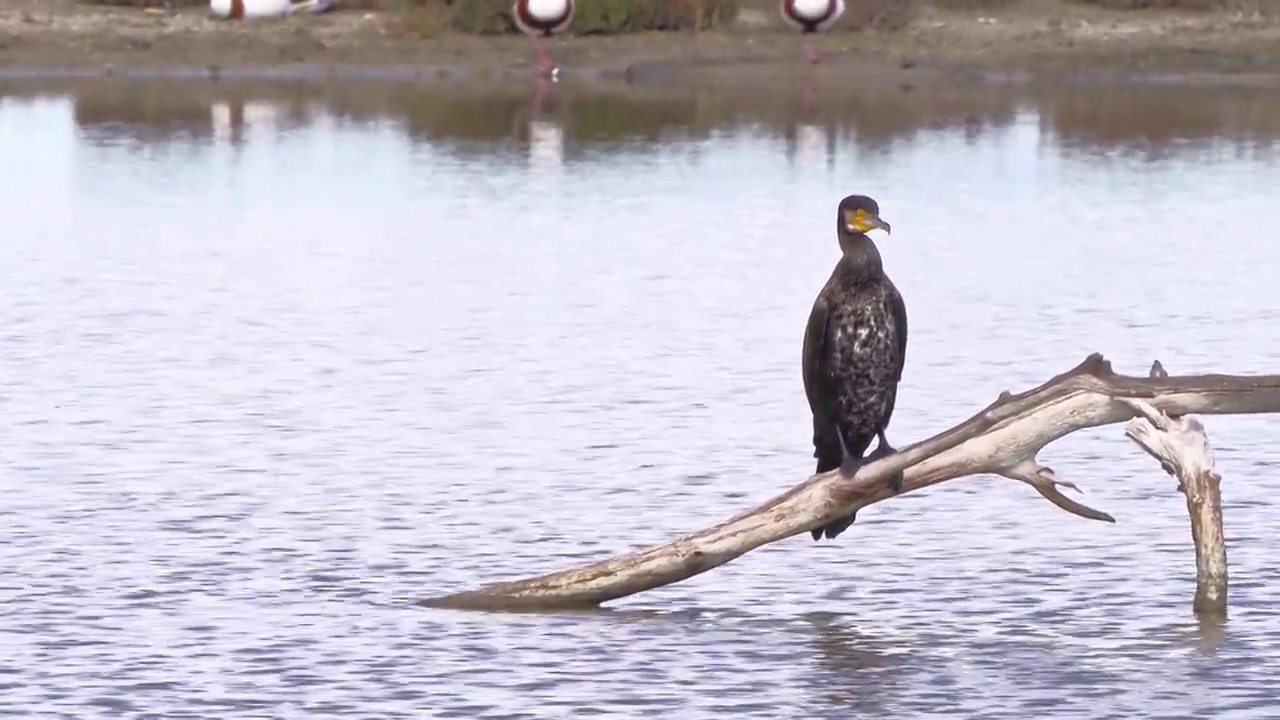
[{"left": 1, "top": 1, "right": 1279, "bottom": 87}]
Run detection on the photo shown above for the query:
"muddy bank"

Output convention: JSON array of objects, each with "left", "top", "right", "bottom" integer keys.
[{"left": 1, "top": 1, "right": 1279, "bottom": 87}]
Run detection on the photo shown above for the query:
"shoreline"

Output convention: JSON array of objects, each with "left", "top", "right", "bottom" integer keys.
[{"left": 1, "top": 2, "right": 1279, "bottom": 89}]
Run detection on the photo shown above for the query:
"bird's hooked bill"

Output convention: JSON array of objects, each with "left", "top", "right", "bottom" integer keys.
[{"left": 848, "top": 208, "right": 891, "bottom": 235}]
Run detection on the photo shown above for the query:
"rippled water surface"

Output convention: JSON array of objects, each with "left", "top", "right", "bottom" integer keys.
[{"left": 3, "top": 78, "right": 1280, "bottom": 718}]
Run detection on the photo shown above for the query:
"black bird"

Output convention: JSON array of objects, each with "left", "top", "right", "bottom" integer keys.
[{"left": 801, "top": 194, "right": 907, "bottom": 541}]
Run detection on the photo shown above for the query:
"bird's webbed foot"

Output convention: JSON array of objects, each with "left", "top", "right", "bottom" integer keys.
[
  {"left": 869, "top": 433, "right": 904, "bottom": 495},
  {"left": 803, "top": 449, "right": 868, "bottom": 541},
  {"left": 806, "top": 454, "right": 867, "bottom": 542}
]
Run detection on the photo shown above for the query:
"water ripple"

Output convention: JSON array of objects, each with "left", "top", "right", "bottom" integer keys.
[{"left": 1, "top": 88, "right": 1279, "bottom": 718}]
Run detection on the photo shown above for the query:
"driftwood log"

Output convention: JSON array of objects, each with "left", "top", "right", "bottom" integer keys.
[{"left": 422, "top": 354, "right": 1280, "bottom": 613}]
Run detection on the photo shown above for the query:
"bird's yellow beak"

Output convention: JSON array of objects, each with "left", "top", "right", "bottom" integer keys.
[{"left": 845, "top": 208, "right": 891, "bottom": 235}]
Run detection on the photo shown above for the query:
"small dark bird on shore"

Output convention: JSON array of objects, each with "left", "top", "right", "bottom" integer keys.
[
  {"left": 511, "top": 0, "right": 576, "bottom": 79},
  {"left": 779, "top": 0, "right": 845, "bottom": 65},
  {"left": 802, "top": 194, "right": 907, "bottom": 541}
]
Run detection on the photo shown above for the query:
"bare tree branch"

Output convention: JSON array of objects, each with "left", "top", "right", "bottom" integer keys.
[{"left": 421, "top": 354, "right": 1280, "bottom": 612}]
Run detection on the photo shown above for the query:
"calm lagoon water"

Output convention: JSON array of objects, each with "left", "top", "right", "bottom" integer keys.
[{"left": 2, "top": 78, "right": 1280, "bottom": 718}]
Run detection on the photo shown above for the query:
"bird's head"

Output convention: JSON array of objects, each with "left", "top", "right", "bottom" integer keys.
[{"left": 838, "top": 195, "right": 891, "bottom": 236}]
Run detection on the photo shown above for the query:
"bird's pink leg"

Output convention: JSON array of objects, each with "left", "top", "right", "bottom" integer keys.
[
  {"left": 533, "top": 35, "right": 557, "bottom": 76},
  {"left": 803, "top": 36, "right": 821, "bottom": 65}
]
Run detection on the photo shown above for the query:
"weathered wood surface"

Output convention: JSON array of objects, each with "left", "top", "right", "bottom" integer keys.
[
  {"left": 1124, "top": 361, "right": 1230, "bottom": 617},
  {"left": 422, "top": 354, "right": 1280, "bottom": 612}
]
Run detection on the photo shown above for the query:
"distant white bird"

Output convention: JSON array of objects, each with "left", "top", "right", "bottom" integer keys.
[
  {"left": 511, "top": 0, "right": 575, "bottom": 79},
  {"left": 209, "top": 0, "right": 333, "bottom": 20},
  {"left": 779, "top": 0, "right": 845, "bottom": 65}
]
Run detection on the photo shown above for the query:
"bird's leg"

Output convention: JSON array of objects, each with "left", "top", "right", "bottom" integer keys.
[
  {"left": 835, "top": 432, "right": 859, "bottom": 479},
  {"left": 533, "top": 34, "right": 558, "bottom": 79},
  {"left": 812, "top": 433, "right": 862, "bottom": 541},
  {"left": 868, "top": 430, "right": 904, "bottom": 494},
  {"left": 803, "top": 35, "right": 821, "bottom": 65},
  {"left": 818, "top": 429, "right": 902, "bottom": 542}
]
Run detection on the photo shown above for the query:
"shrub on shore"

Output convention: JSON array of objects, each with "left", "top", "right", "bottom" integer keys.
[
  {"left": 84, "top": 0, "right": 738, "bottom": 33},
  {"left": 76, "top": 0, "right": 1280, "bottom": 29},
  {"left": 395, "top": 0, "right": 739, "bottom": 35}
]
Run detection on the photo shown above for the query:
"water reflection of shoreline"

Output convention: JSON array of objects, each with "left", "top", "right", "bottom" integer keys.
[
  {"left": 210, "top": 99, "right": 289, "bottom": 147},
  {"left": 2, "top": 78, "right": 1276, "bottom": 160}
]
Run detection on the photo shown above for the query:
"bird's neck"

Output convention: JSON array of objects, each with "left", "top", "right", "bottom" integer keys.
[{"left": 836, "top": 232, "right": 883, "bottom": 278}]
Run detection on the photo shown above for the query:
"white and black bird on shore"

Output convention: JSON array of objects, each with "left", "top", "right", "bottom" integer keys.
[
  {"left": 779, "top": 0, "right": 845, "bottom": 65},
  {"left": 208, "top": 0, "right": 332, "bottom": 20},
  {"left": 512, "top": 0, "right": 576, "bottom": 79}
]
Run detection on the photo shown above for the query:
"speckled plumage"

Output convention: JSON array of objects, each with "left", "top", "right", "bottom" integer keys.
[{"left": 802, "top": 196, "right": 907, "bottom": 541}]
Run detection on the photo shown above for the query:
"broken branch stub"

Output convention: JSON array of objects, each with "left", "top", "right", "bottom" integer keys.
[
  {"left": 1123, "top": 361, "right": 1229, "bottom": 617},
  {"left": 422, "top": 354, "right": 1280, "bottom": 612}
]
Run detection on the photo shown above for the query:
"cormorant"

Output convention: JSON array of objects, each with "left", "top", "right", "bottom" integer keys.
[
  {"left": 512, "top": 0, "right": 576, "bottom": 79},
  {"left": 801, "top": 194, "right": 907, "bottom": 541}
]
